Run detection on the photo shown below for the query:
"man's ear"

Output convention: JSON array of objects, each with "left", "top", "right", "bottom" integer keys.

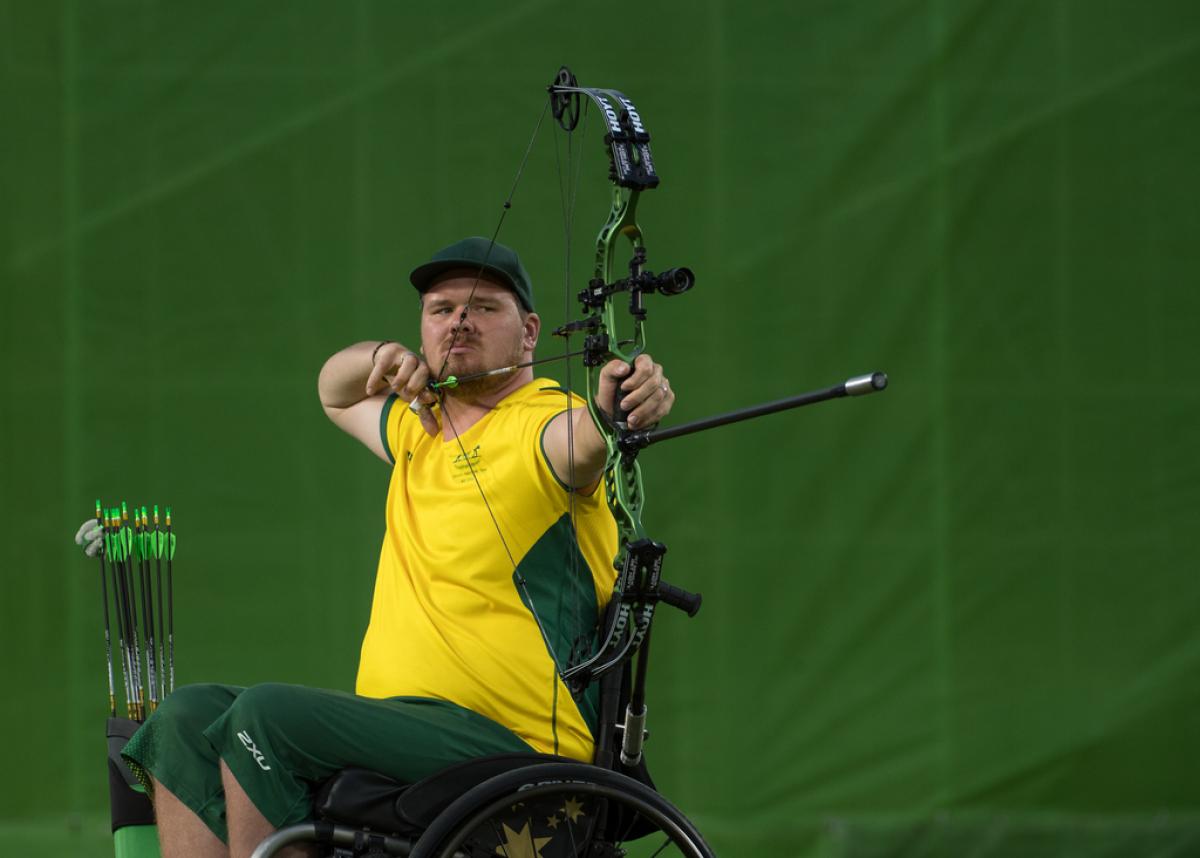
[{"left": 524, "top": 312, "right": 541, "bottom": 349}]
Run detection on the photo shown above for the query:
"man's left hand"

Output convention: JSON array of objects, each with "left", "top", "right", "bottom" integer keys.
[{"left": 596, "top": 353, "right": 675, "bottom": 429}]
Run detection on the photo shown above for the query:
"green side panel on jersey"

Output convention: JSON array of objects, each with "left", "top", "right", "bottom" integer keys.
[{"left": 513, "top": 513, "right": 602, "bottom": 735}]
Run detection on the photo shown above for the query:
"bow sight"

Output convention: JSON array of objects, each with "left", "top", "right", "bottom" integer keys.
[
  {"left": 558, "top": 246, "right": 696, "bottom": 369},
  {"left": 579, "top": 247, "right": 695, "bottom": 312},
  {"left": 554, "top": 262, "right": 695, "bottom": 370}
]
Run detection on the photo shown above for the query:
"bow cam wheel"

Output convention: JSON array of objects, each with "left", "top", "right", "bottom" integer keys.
[{"left": 550, "top": 65, "right": 581, "bottom": 131}]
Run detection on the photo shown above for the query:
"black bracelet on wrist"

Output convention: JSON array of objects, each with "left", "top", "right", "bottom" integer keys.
[{"left": 371, "top": 340, "right": 393, "bottom": 366}]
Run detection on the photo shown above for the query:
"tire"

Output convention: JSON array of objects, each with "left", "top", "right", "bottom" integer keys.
[{"left": 409, "top": 762, "right": 714, "bottom": 858}]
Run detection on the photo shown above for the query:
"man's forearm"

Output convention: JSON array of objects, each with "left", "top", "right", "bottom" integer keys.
[{"left": 318, "top": 341, "right": 403, "bottom": 409}]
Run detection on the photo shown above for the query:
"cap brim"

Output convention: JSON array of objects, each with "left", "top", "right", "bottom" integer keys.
[
  {"left": 409, "top": 259, "right": 531, "bottom": 310},
  {"left": 415, "top": 258, "right": 515, "bottom": 287}
]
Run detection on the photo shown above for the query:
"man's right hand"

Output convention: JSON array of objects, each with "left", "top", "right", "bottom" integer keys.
[
  {"left": 365, "top": 344, "right": 439, "bottom": 437},
  {"left": 320, "top": 340, "right": 439, "bottom": 461}
]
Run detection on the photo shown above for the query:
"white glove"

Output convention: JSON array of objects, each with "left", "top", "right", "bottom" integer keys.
[{"left": 74, "top": 520, "right": 104, "bottom": 558}]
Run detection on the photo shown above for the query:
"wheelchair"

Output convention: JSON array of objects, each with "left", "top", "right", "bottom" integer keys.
[{"left": 250, "top": 595, "right": 713, "bottom": 858}]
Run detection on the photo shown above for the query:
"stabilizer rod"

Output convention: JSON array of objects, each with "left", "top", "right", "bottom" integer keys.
[{"left": 620, "top": 371, "right": 888, "bottom": 453}]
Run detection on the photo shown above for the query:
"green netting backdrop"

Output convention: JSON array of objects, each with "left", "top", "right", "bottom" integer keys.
[{"left": 2, "top": 2, "right": 1198, "bottom": 855}]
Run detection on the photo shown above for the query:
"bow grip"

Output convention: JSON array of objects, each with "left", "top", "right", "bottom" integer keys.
[
  {"left": 612, "top": 381, "right": 631, "bottom": 431},
  {"left": 609, "top": 350, "right": 648, "bottom": 431}
]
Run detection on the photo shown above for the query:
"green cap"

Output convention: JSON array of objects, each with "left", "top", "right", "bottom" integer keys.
[{"left": 409, "top": 237, "right": 535, "bottom": 312}]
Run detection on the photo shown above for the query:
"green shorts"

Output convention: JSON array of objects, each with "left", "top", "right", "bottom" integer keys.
[{"left": 121, "top": 683, "right": 534, "bottom": 843}]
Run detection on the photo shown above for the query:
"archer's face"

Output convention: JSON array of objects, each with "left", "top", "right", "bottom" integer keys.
[{"left": 419, "top": 274, "right": 539, "bottom": 384}]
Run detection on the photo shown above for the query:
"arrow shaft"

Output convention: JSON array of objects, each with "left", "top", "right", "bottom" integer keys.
[
  {"left": 156, "top": 549, "right": 165, "bottom": 702},
  {"left": 429, "top": 349, "right": 589, "bottom": 390},
  {"left": 96, "top": 523, "right": 116, "bottom": 717}
]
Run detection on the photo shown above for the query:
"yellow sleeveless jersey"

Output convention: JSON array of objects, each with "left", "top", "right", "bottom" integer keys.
[{"left": 355, "top": 379, "right": 618, "bottom": 762}]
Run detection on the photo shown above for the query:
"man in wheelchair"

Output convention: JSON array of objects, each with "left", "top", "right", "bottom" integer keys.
[{"left": 114, "top": 237, "right": 684, "bottom": 858}]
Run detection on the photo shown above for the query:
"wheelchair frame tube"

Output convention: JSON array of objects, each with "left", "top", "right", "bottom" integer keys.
[
  {"left": 249, "top": 822, "right": 413, "bottom": 858},
  {"left": 620, "top": 626, "right": 653, "bottom": 766}
]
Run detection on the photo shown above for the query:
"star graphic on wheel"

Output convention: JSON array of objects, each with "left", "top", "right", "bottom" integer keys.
[
  {"left": 493, "top": 821, "right": 552, "bottom": 858},
  {"left": 563, "top": 796, "right": 586, "bottom": 823}
]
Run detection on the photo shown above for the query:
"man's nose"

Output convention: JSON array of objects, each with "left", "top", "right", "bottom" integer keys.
[{"left": 451, "top": 308, "right": 475, "bottom": 331}]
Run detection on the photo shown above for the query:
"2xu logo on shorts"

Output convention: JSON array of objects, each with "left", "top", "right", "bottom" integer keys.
[{"left": 237, "top": 730, "right": 272, "bottom": 771}]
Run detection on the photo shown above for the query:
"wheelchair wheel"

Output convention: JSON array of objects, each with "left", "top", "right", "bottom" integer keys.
[{"left": 410, "top": 762, "right": 713, "bottom": 858}]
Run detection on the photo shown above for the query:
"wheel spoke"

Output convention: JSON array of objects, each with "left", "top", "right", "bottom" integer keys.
[
  {"left": 490, "top": 818, "right": 512, "bottom": 858},
  {"left": 647, "top": 835, "right": 673, "bottom": 858},
  {"left": 565, "top": 812, "right": 581, "bottom": 856},
  {"left": 614, "top": 803, "right": 642, "bottom": 844}
]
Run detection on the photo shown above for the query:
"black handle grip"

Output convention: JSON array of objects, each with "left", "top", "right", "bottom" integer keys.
[
  {"left": 657, "top": 580, "right": 702, "bottom": 617},
  {"left": 612, "top": 382, "right": 630, "bottom": 430}
]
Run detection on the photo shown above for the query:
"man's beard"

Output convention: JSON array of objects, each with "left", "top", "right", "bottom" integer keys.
[
  {"left": 451, "top": 373, "right": 513, "bottom": 399},
  {"left": 438, "top": 338, "right": 527, "bottom": 401}
]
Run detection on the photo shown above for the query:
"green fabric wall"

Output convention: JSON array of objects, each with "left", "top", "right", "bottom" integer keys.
[{"left": 2, "top": 2, "right": 1198, "bottom": 854}]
